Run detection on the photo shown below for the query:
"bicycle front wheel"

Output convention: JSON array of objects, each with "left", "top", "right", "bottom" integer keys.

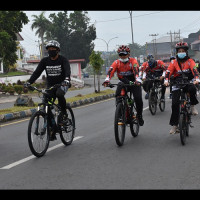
[
  {"left": 28, "top": 111, "right": 50, "bottom": 157},
  {"left": 114, "top": 102, "right": 126, "bottom": 146},
  {"left": 179, "top": 113, "right": 187, "bottom": 145},
  {"left": 130, "top": 106, "right": 139, "bottom": 137},
  {"left": 149, "top": 90, "right": 157, "bottom": 115},
  {"left": 59, "top": 105, "right": 75, "bottom": 146}
]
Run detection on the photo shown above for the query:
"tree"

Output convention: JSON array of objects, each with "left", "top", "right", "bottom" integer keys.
[
  {"left": 46, "top": 11, "right": 96, "bottom": 68},
  {"left": 31, "top": 11, "right": 51, "bottom": 58},
  {"left": 0, "top": 11, "right": 29, "bottom": 72},
  {"left": 89, "top": 50, "right": 104, "bottom": 93}
]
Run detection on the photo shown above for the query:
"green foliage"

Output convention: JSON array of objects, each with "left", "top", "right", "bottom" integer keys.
[
  {"left": 89, "top": 50, "right": 104, "bottom": 73},
  {"left": 0, "top": 11, "right": 29, "bottom": 72}
]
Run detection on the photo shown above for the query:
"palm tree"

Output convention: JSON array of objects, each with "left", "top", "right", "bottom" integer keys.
[{"left": 31, "top": 11, "right": 51, "bottom": 58}]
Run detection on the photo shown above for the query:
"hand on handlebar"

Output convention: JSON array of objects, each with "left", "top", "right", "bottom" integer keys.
[{"left": 102, "top": 81, "right": 110, "bottom": 87}]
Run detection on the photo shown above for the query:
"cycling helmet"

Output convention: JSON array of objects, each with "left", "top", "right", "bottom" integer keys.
[
  {"left": 45, "top": 40, "right": 60, "bottom": 50},
  {"left": 148, "top": 57, "right": 156, "bottom": 68},
  {"left": 175, "top": 42, "right": 189, "bottom": 51},
  {"left": 117, "top": 45, "right": 130, "bottom": 55}
]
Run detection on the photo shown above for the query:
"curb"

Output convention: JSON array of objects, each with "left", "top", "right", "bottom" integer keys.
[{"left": 0, "top": 93, "right": 115, "bottom": 123}]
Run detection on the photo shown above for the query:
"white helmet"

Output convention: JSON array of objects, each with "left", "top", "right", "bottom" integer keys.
[{"left": 45, "top": 40, "right": 60, "bottom": 50}]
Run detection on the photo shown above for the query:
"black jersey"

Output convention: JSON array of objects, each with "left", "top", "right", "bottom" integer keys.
[{"left": 28, "top": 55, "right": 71, "bottom": 87}]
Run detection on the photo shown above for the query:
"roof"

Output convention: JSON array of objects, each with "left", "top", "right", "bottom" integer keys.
[
  {"left": 16, "top": 33, "right": 24, "bottom": 41},
  {"left": 191, "top": 40, "right": 200, "bottom": 45},
  {"left": 148, "top": 35, "right": 183, "bottom": 44},
  {"left": 69, "top": 59, "right": 85, "bottom": 63}
]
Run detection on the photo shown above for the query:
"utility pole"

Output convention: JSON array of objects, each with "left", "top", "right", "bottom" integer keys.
[
  {"left": 167, "top": 30, "right": 181, "bottom": 56},
  {"left": 129, "top": 11, "right": 134, "bottom": 44},
  {"left": 149, "top": 34, "right": 159, "bottom": 59}
]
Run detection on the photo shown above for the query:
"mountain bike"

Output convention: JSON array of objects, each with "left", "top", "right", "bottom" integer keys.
[
  {"left": 147, "top": 76, "right": 165, "bottom": 115},
  {"left": 106, "top": 82, "right": 140, "bottom": 146},
  {"left": 26, "top": 84, "right": 75, "bottom": 157},
  {"left": 173, "top": 79, "right": 193, "bottom": 145}
]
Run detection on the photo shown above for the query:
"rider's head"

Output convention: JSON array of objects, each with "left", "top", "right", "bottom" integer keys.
[
  {"left": 45, "top": 40, "right": 60, "bottom": 58},
  {"left": 147, "top": 54, "right": 156, "bottom": 68},
  {"left": 117, "top": 45, "right": 130, "bottom": 63},
  {"left": 175, "top": 42, "right": 189, "bottom": 61}
]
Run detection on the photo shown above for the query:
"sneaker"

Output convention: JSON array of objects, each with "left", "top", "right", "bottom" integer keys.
[
  {"left": 145, "top": 93, "right": 149, "bottom": 99},
  {"left": 58, "top": 113, "right": 68, "bottom": 126},
  {"left": 49, "top": 127, "right": 57, "bottom": 141},
  {"left": 137, "top": 114, "right": 144, "bottom": 126},
  {"left": 191, "top": 105, "right": 198, "bottom": 115},
  {"left": 169, "top": 125, "right": 178, "bottom": 134}
]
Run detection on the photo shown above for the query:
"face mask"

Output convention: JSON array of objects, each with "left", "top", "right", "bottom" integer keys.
[
  {"left": 177, "top": 52, "right": 186, "bottom": 59},
  {"left": 119, "top": 57, "right": 129, "bottom": 63},
  {"left": 48, "top": 50, "right": 58, "bottom": 58}
]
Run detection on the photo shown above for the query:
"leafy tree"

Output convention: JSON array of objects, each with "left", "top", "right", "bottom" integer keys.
[
  {"left": 89, "top": 50, "right": 104, "bottom": 93},
  {"left": 0, "top": 11, "right": 28, "bottom": 72},
  {"left": 46, "top": 11, "right": 96, "bottom": 68},
  {"left": 31, "top": 11, "right": 51, "bottom": 58}
]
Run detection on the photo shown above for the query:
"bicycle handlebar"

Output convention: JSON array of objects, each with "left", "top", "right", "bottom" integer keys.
[{"left": 104, "top": 82, "right": 142, "bottom": 88}]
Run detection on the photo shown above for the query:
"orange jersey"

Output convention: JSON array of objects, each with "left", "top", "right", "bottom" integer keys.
[
  {"left": 105, "top": 57, "right": 139, "bottom": 81},
  {"left": 165, "top": 58, "right": 199, "bottom": 81}
]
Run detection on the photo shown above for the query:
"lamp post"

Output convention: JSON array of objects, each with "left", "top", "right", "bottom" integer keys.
[
  {"left": 96, "top": 36, "right": 118, "bottom": 68},
  {"left": 129, "top": 11, "right": 134, "bottom": 44}
]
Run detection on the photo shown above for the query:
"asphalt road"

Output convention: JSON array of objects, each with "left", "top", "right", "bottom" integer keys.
[{"left": 1, "top": 92, "right": 200, "bottom": 189}]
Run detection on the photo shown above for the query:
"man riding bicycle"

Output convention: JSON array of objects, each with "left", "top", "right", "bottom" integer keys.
[
  {"left": 25, "top": 40, "right": 71, "bottom": 140},
  {"left": 141, "top": 54, "right": 167, "bottom": 100},
  {"left": 164, "top": 42, "right": 199, "bottom": 134},
  {"left": 102, "top": 45, "right": 144, "bottom": 126}
]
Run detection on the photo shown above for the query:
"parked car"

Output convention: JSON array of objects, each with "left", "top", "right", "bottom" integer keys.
[{"left": 83, "top": 72, "right": 89, "bottom": 78}]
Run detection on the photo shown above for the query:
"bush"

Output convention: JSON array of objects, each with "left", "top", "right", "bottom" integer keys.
[{"left": 14, "top": 85, "right": 23, "bottom": 95}]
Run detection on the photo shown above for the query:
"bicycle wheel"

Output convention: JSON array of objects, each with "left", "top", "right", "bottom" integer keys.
[
  {"left": 149, "top": 90, "right": 157, "bottom": 115},
  {"left": 114, "top": 102, "right": 126, "bottom": 146},
  {"left": 158, "top": 89, "right": 165, "bottom": 112},
  {"left": 28, "top": 111, "right": 50, "bottom": 157},
  {"left": 179, "top": 113, "right": 187, "bottom": 145},
  {"left": 130, "top": 106, "right": 139, "bottom": 137},
  {"left": 59, "top": 105, "right": 75, "bottom": 146}
]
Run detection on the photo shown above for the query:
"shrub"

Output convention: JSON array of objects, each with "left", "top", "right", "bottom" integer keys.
[{"left": 14, "top": 85, "right": 23, "bottom": 95}]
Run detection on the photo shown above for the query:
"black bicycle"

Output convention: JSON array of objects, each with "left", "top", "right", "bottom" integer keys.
[
  {"left": 147, "top": 76, "right": 165, "bottom": 115},
  {"left": 106, "top": 82, "right": 140, "bottom": 146},
  {"left": 26, "top": 84, "right": 75, "bottom": 157},
  {"left": 173, "top": 79, "right": 193, "bottom": 145}
]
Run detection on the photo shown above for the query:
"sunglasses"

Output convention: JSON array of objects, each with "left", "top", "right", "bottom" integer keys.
[{"left": 119, "top": 53, "right": 127, "bottom": 56}]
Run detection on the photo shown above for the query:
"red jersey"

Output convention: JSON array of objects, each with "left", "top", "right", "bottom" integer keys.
[
  {"left": 105, "top": 57, "right": 139, "bottom": 81},
  {"left": 165, "top": 58, "right": 199, "bottom": 81},
  {"left": 140, "top": 60, "right": 166, "bottom": 79}
]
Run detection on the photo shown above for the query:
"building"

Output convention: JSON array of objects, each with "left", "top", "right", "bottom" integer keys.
[{"left": 146, "top": 35, "right": 183, "bottom": 61}]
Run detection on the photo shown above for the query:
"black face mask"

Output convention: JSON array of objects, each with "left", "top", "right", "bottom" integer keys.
[{"left": 48, "top": 50, "right": 58, "bottom": 58}]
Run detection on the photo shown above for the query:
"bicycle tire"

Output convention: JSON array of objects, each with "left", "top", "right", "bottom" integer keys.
[
  {"left": 158, "top": 90, "right": 165, "bottom": 112},
  {"left": 179, "top": 113, "right": 187, "bottom": 145},
  {"left": 114, "top": 102, "right": 126, "bottom": 146},
  {"left": 149, "top": 90, "right": 157, "bottom": 115},
  {"left": 59, "top": 105, "right": 75, "bottom": 146},
  {"left": 27, "top": 111, "right": 50, "bottom": 157},
  {"left": 130, "top": 106, "right": 139, "bottom": 137}
]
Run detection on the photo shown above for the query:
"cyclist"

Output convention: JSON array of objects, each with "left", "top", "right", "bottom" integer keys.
[
  {"left": 25, "top": 40, "right": 71, "bottom": 140},
  {"left": 102, "top": 45, "right": 144, "bottom": 126},
  {"left": 164, "top": 42, "right": 199, "bottom": 134},
  {"left": 141, "top": 54, "right": 167, "bottom": 100},
  {"left": 168, "top": 56, "right": 176, "bottom": 99}
]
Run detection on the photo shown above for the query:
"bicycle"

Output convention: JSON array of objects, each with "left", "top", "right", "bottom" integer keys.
[
  {"left": 26, "top": 84, "right": 75, "bottom": 157},
  {"left": 172, "top": 78, "right": 193, "bottom": 145},
  {"left": 147, "top": 76, "right": 165, "bottom": 115},
  {"left": 106, "top": 82, "right": 140, "bottom": 146}
]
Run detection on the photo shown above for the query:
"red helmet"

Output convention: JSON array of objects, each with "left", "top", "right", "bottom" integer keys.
[
  {"left": 175, "top": 42, "right": 189, "bottom": 51},
  {"left": 117, "top": 45, "right": 130, "bottom": 55}
]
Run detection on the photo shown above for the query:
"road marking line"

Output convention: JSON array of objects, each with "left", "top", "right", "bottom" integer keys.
[{"left": 0, "top": 136, "right": 83, "bottom": 170}]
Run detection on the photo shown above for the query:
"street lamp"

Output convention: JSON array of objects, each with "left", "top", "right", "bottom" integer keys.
[{"left": 96, "top": 36, "right": 118, "bottom": 68}]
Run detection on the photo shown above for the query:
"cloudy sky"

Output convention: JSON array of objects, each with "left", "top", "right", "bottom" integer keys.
[{"left": 19, "top": 10, "right": 200, "bottom": 56}]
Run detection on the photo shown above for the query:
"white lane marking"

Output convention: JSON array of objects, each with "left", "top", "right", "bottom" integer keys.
[
  {"left": 143, "top": 106, "right": 149, "bottom": 111},
  {"left": 0, "top": 136, "right": 83, "bottom": 170}
]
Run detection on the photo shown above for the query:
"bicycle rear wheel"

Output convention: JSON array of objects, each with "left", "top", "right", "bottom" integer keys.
[
  {"left": 28, "top": 111, "right": 50, "bottom": 157},
  {"left": 59, "top": 105, "right": 75, "bottom": 146},
  {"left": 149, "top": 90, "right": 157, "bottom": 115},
  {"left": 179, "top": 113, "right": 187, "bottom": 145},
  {"left": 114, "top": 102, "right": 126, "bottom": 146}
]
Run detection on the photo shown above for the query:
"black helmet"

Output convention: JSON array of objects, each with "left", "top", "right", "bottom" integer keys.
[
  {"left": 147, "top": 54, "right": 154, "bottom": 60},
  {"left": 45, "top": 40, "right": 60, "bottom": 50},
  {"left": 170, "top": 56, "right": 176, "bottom": 61}
]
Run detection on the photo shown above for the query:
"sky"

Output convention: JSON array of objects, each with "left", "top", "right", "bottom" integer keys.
[{"left": 19, "top": 10, "right": 200, "bottom": 57}]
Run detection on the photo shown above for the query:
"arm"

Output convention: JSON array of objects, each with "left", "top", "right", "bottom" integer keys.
[
  {"left": 28, "top": 59, "right": 46, "bottom": 84},
  {"left": 104, "top": 60, "right": 117, "bottom": 81},
  {"left": 190, "top": 59, "right": 200, "bottom": 83},
  {"left": 63, "top": 57, "right": 71, "bottom": 81},
  {"left": 164, "top": 62, "right": 174, "bottom": 86}
]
